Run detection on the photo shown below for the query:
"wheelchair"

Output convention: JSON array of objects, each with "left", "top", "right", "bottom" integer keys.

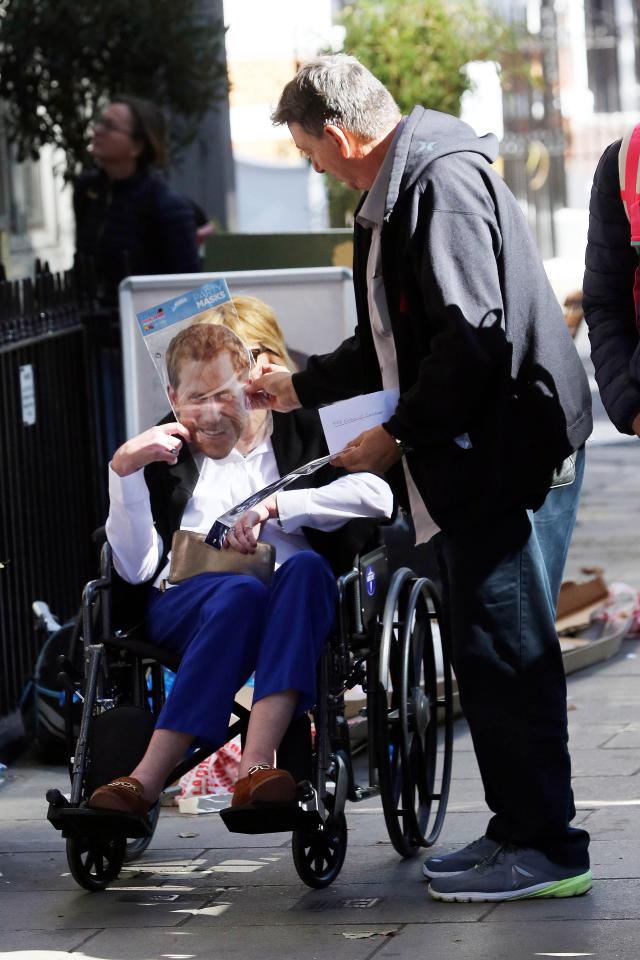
[{"left": 46, "top": 524, "right": 454, "bottom": 893}]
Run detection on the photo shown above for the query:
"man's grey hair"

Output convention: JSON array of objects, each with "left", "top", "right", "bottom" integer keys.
[{"left": 272, "top": 54, "right": 400, "bottom": 141}]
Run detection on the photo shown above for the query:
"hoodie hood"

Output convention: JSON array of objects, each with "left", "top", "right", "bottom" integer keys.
[{"left": 385, "top": 105, "right": 499, "bottom": 218}]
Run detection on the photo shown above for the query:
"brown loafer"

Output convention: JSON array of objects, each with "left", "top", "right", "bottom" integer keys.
[
  {"left": 231, "top": 765, "right": 297, "bottom": 808},
  {"left": 88, "top": 776, "right": 151, "bottom": 817}
]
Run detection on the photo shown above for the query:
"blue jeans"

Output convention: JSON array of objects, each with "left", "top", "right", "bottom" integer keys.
[
  {"left": 435, "top": 448, "right": 589, "bottom": 868},
  {"left": 146, "top": 551, "right": 336, "bottom": 749}
]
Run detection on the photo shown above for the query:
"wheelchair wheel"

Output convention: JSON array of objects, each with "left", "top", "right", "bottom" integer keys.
[
  {"left": 292, "top": 810, "right": 347, "bottom": 889},
  {"left": 124, "top": 801, "right": 161, "bottom": 862},
  {"left": 66, "top": 834, "right": 126, "bottom": 892},
  {"left": 374, "top": 569, "right": 453, "bottom": 858},
  {"left": 399, "top": 577, "right": 453, "bottom": 848}
]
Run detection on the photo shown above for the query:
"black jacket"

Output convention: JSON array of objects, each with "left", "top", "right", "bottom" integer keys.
[
  {"left": 583, "top": 139, "right": 640, "bottom": 433},
  {"left": 293, "top": 106, "right": 592, "bottom": 536},
  {"left": 74, "top": 168, "right": 201, "bottom": 305}
]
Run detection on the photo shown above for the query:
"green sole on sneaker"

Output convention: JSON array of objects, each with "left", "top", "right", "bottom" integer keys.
[
  {"left": 520, "top": 870, "right": 593, "bottom": 900},
  {"left": 429, "top": 869, "right": 593, "bottom": 903}
]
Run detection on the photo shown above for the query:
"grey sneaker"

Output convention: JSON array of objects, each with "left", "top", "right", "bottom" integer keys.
[
  {"left": 422, "top": 835, "right": 500, "bottom": 879},
  {"left": 428, "top": 844, "right": 592, "bottom": 902}
]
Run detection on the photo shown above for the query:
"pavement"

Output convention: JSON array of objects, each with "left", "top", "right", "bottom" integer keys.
[
  {"left": 2, "top": 324, "right": 640, "bottom": 959},
  {"left": 2, "top": 625, "right": 640, "bottom": 960}
]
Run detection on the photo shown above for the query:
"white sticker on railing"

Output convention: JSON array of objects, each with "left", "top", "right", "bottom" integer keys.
[{"left": 19, "top": 363, "right": 36, "bottom": 426}]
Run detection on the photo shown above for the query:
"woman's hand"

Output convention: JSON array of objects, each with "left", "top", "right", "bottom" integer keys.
[
  {"left": 224, "top": 495, "right": 279, "bottom": 554},
  {"left": 111, "top": 422, "right": 191, "bottom": 477}
]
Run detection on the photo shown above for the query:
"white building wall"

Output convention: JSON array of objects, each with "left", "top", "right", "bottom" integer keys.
[
  {"left": 9, "top": 145, "right": 75, "bottom": 278},
  {"left": 224, "top": 0, "right": 336, "bottom": 232}
]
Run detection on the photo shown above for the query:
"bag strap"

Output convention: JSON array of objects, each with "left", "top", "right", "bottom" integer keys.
[{"left": 619, "top": 124, "right": 640, "bottom": 251}]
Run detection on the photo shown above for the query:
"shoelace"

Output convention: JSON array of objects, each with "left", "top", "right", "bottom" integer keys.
[{"left": 474, "top": 842, "right": 520, "bottom": 874}]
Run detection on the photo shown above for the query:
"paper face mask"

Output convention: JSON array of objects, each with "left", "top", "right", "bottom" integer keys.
[
  {"left": 137, "top": 280, "right": 274, "bottom": 462},
  {"left": 166, "top": 324, "right": 252, "bottom": 460}
]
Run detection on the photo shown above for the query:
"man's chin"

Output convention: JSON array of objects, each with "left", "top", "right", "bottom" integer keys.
[{"left": 192, "top": 433, "right": 237, "bottom": 460}]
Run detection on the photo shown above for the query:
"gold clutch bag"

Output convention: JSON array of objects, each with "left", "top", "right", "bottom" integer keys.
[{"left": 167, "top": 530, "right": 275, "bottom": 587}]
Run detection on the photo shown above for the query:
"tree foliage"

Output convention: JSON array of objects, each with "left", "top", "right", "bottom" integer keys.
[
  {"left": 0, "top": 0, "right": 228, "bottom": 174},
  {"left": 327, "top": 0, "right": 514, "bottom": 225}
]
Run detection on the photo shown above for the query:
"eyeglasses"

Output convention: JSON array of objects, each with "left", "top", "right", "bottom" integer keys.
[
  {"left": 93, "top": 115, "right": 134, "bottom": 137},
  {"left": 249, "top": 345, "right": 271, "bottom": 362}
]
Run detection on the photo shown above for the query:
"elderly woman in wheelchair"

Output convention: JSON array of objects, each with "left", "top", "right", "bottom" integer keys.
[{"left": 88, "top": 296, "right": 393, "bottom": 818}]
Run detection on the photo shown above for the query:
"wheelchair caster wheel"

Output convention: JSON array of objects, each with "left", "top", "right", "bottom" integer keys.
[
  {"left": 292, "top": 811, "right": 347, "bottom": 888},
  {"left": 66, "top": 834, "right": 126, "bottom": 892}
]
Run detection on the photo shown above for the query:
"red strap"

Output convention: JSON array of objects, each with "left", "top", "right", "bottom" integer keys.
[{"left": 621, "top": 125, "right": 640, "bottom": 248}]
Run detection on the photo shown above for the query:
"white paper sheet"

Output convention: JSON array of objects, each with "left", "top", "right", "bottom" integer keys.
[{"left": 319, "top": 389, "right": 400, "bottom": 455}]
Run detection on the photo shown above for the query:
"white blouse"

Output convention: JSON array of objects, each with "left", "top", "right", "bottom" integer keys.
[{"left": 106, "top": 438, "right": 394, "bottom": 587}]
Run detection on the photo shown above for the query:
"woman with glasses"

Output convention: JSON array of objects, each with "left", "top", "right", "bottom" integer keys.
[
  {"left": 73, "top": 95, "right": 202, "bottom": 462},
  {"left": 73, "top": 95, "right": 201, "bottom": 307}
]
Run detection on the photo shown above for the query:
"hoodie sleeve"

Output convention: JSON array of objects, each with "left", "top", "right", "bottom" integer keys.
[{"left": 386, "top": 169, "right": 508, "bottom": 445}]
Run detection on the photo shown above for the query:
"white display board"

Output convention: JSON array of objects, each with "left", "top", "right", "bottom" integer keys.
[{"left": 118, "top": 267, "right": 356, "bottom": 438}]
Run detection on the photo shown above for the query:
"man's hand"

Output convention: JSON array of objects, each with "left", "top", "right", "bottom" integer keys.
[
  {"left": 331, "top": 425, "right": 403, "bottom": 475},
  {"left": 632, "top": 412, "right": 640, "bottom": 437},
  {"left": 245, "top": 364, "right": 301, "bottom": 413},
  {"left": 224, "top": 495, "right": 278, "bottom": 554},
  {"left": 111, "top": 422, "right": 191, "bottom": 477}
]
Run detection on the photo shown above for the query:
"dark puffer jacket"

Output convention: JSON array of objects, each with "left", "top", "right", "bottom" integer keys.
[
  {"left": 583, "top": 139, "right": 640, "bottom": 434},
  {"left": 74, "top": 168, "right": 201, "bottom": 306}
]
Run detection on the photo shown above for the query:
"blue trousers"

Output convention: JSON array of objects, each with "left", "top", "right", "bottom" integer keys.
[
  {"left": 435, "top": 448, "right": 590, "bottom": 869},
  {"left": 146, "top": 551, "right": 336, "bottom": 749}
]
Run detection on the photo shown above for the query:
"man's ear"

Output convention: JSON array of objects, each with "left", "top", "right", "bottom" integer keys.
[
  {"left": 167, "top": 385, "right": 180, "bottom": 416},
  {"left": 324, "top": 124, "right": 353, "bottom": 159}
]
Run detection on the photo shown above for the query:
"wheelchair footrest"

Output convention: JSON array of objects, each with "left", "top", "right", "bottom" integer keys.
[
  {"left": 47, "top": 802, "right": 153, "bottom": 840},
  {"left": 220, "top": 802, "right": 321, "bottom": 835}
]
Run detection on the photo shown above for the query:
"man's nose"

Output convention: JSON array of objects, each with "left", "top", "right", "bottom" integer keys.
[
  {"left": 198, "top": 399, "right": 224, "bottom": 421},
  {"left": 312, "top": 160, "right": 324, "bottom": 174}
]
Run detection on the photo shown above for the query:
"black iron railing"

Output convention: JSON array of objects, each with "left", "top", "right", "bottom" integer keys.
[{"left": 0, "top": 260, "right": 109, "bottom": 719}]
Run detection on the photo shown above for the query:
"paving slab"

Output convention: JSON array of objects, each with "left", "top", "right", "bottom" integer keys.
[
  {"left": 0, "top": 931, "right": 99, "bottom": 954},
  {"left": 589, "top": 840, "right": 640, "bottom": 879},
  {"left": 0, "top": 888, "right": 212, "bottom": 930},
  {"left": 377, "top": 919, "right": 640, "bottom": 960},
  {"left": 565, "top": 748, "right": 640, "bottom": 778},
  {"left": 571, "top": 776, "right": 640, "bottom": 802},
  {"left": 568, "top": 722, "right": 634, "bottom": 749},
  {"left": 81, "top": 923, "right": 403, "bottom": 960},
  {"left": 0, "top": 818, "right": 69, "bottom": 853},
  {"left": 167, "top": 880, "right": 488, "bottom": 927},
  {"left": 601, "top": 727, "right": 640, "bottom": 750},
  {"left": 578, "top": 805, "right": 640, "bottom": 835},
  {"left": 0, "top": 849, "right": 82, "bottom": 892},
  {"left": 150, "top": 809, "right": 291, "bottom": 850}
]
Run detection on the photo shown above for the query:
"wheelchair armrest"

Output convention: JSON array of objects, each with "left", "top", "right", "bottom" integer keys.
[{"left": 91, "top": 525, "right": 107, "bottom": 546}]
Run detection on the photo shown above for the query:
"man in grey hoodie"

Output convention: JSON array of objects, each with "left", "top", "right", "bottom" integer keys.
[{"left": 249, "top": 54, "right": 592, "bottom": 903}]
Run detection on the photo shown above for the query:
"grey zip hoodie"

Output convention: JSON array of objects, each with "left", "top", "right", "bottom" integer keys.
[{"left": 295, "top": 106, "right": 593, "bottom": 532}]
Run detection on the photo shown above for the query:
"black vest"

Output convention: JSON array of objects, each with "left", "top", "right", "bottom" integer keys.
[{"left": 111, "top": 409, "right": 382, "bottom": 626}]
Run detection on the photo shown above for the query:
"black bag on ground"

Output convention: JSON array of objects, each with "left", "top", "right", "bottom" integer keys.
[{"left": 21, "top": 606, "right": 82, "bottom": 763}]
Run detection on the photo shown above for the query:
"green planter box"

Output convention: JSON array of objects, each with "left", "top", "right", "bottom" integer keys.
[{"left": 203, "top": 231, "right": 353, "bottom": 272}]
